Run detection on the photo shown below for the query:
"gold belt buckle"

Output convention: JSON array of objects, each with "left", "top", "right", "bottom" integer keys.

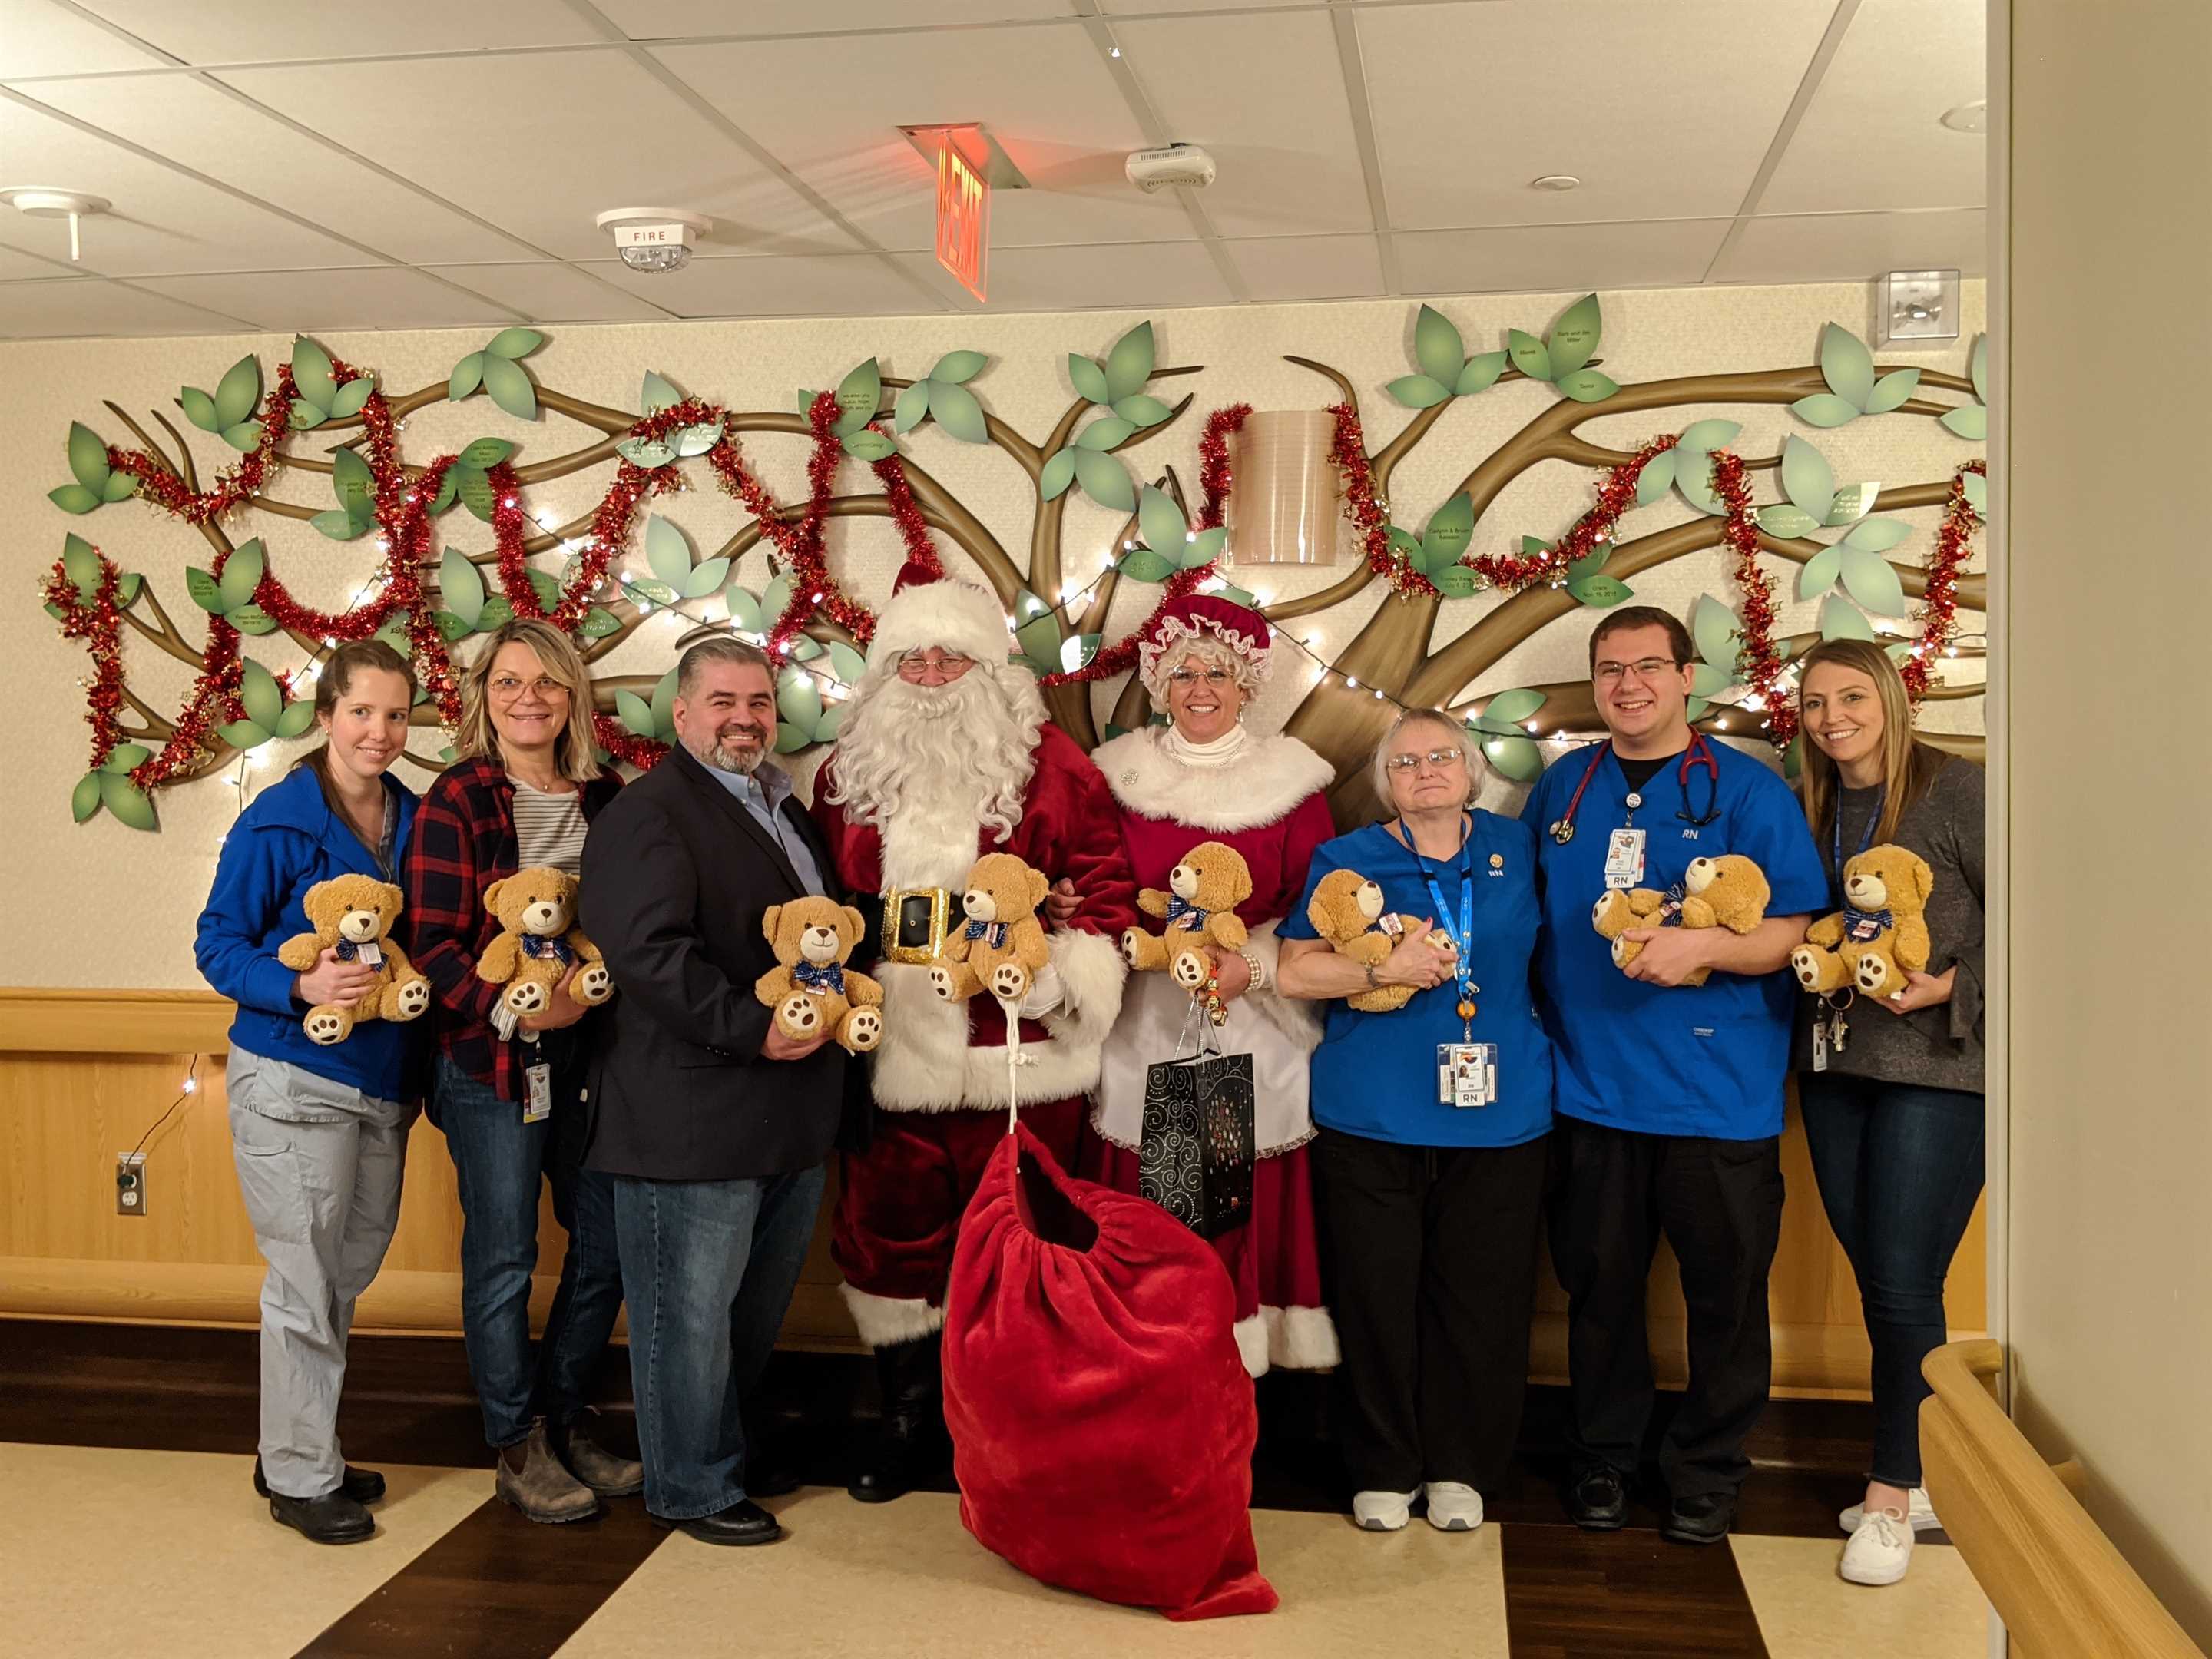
[{"left": 882, "top": 886, "right": 953, "bottom": 965}]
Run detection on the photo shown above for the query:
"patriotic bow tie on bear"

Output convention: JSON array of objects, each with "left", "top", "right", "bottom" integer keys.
[
  {"left": 964, "top": 919, "right": 1011, "bottom": 949},
  {"left": 793, "top": 960, "right": 845, "bottom": 995},
  {"left": 1843, "top": 905, "right": 1893, "bottom": 942},
  {"left": 519, "top": 933, "right": 577, "bottom": 967},
  {"left": 334, "top": 937, "right": 379, "bottom": 962},
  {"left": 1165, "top": 895, "right": 1210, "bottom": 931},
  {"left": 1657, "top": 882, "right": 1688, "bottom": 927}
]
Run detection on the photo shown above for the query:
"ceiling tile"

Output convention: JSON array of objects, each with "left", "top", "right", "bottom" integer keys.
[
  {"left": 132, "top": 266, "right": 520, "bottom": 330},
  {"left": 596, "top": 0, "right": 1075, "bottom": 35},
  {"left": 1760, "top": 0, "right": 1987, "bottom": 214},
  {"left": 914, "top": 240, "right": 1235, "bottom": 312},
  {"left": 425, "top": 261, "right": 674, "bottom": 322},
  {"left": 22, "top": 74, "right": 539, "bottom": 264},
  {"left": 1361, "top": 0, "right": 1836, "bottom": 230},
  {"left": 0, "top": 1, "right": 171, "bottom": 78},
  {"left": 1395, "top": 219, "right": 1729, "bottom": 296},
  {"left": 219, "top": 48, "right": 854, "bottom": 260},
  {"left": 0, "top": 92, "right": 381, "bottom": 273},
  {"left": 0, "top": 241, "right": 81, "bottom": 279},
  {"left": 0, "top": 276, "right": 251, "bottom": 336},
  {"left": 1709, "top": 209, "right": 1987, "bottom": 286},
  {"left": 1220, "top": 233, "right": 1384, "bottom": 303},
  {"left": 576, "top": 254, "right": 942, "bottom": 320},
  {"left": 1114, "top": 10, "right": 1370, "bottom": 239},
  {"left": 66, "top": 0, "right": 610, "bottom": 63},
  {"left": 651, "top": 25, "right": 1190, "bottom": 252}
]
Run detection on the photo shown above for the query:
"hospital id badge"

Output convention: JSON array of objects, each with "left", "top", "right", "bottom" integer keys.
[
  {"left": 523, "top": 1062, "right": 552, "bottom": 1124},
  {"left": 1602, "top": 827, "right": 1646, "bottom": 890},
  {"left": 1438, "top": 1043, "right": 1498, "bottom": 1108}
]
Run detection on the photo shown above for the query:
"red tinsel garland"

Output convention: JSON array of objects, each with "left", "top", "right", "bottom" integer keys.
[
  {"left": 1326, "top": 402, "right": 1426, "bottom": 598},
  {"left": 42, "top": 555, "right": 126, "bottom": 770},
  {"left": 1467, "top": 435, "right": 1683, "bottom": 593},
  {"left": 1902, "top": 459, "right": 1985, "bottom": 701},
  {"left": 1707, "top": 449, "right": 1796, "bottom": 749},
  {"left": 107, "top": 365, "right": 300, "bottom": 525}
]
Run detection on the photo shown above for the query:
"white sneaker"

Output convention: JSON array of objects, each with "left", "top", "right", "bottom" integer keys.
[
  {"left": 1839, "top": 1486, "right": 1941, "bottom": 1534},
  {"left": 1423, "top": 1482, "right": 1484, "bottom": 1532},
  {"left": 1839, "top": 1508, "right": 1916, "bottom": 1585},
  {"left": 1352, "top": 1488, "right": 1416, "bottom": 1532}
]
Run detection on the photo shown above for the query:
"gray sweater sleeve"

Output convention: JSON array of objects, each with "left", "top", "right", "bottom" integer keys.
[{"left": 1928, "top": 760, "right": 1987, "bottom": 1046}]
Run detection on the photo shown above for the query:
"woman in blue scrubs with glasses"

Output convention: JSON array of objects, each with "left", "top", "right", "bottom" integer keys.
[{"left": 1278, "top": 709, "right": 1554, "bottom": 1538}]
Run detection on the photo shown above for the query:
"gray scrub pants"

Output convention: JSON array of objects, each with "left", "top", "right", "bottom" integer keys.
[{"left": 227, "top": 1047, "right": 409, "bottom": 1500}]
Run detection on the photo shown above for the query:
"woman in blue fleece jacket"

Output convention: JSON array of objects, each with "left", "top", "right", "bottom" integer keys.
[{"left": 194, "top": 641, "right": 422, "bottom": 1547}]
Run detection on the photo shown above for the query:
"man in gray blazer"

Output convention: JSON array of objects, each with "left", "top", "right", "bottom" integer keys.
[{"left": 581, "top": 637, "right": 844, "bottom": 1546}]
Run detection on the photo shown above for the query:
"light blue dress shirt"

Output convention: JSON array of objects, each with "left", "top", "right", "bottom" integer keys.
[{"left": 703, "top": 760, "right": 827, "bottom": 898}]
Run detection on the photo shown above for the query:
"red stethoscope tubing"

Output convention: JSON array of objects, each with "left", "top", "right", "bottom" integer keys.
[{"left": 1549, "top": 734, "right": 1720, "bottom": 844}]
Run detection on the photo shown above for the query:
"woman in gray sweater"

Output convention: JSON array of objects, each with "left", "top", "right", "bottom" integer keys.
[{"left": 1791, "top": 638, "right": 1985, "bottom": 1590}]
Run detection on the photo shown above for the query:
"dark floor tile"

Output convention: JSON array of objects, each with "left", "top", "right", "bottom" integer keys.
[{"left": 1502, "top": 1522, "right": 1770, "bottom": 1658}]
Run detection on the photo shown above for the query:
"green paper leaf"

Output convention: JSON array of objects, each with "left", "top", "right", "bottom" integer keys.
[
  {"left": 1866, "top": 368, "right": 1920, "bottom": 415},
  {"left": 528, "top": 563, "right": 569, "bottom": 607},
  {"left": 1067, "top": 354, "right": 1110, "bottom": 404},
  {"left": 218, "top": 719, "right": 272, "bottom": 751},
  {"left": 828, "top": 641, "right": 869, "bottom": 684},
  {"left": 333, "top": 445, "right": 376, "bottom": 521},
  {"left": 842, "top": 429, "right": 896, "bottom": 462},
  {"left": 1969, "top": 335, "right": 1987, "bottom": 404},
  {"left": 481, "top": 355, "right": 537, "bottom": 421},
  {"left": 1389, "top": 526, "right": 1425, "bottom": 561},
  {"left": 328, "top": 376, "right": 374, "bottom": 419},
  {"left": 1413, "top": 303, "right": 1465, "bottom": 386},
  {"left": 1819, "top": 594, "right": 1878, "bottom": 641},
  {"left": 214, "top": 355, "right": 262, "bottom": 429},
  {"left": 1689, "top": 661, "right": 1734, "bottom": 697},
  {"left": 433, "top": 611, "right": 473, "bottom": 642},
  {"left": 62, "top": 532, "right": 99, "bottom": 599},
  {"left": 1015, "top": 614, "right": 1061, "bottom": 664},
  {"left": 1137, "top": 486, "right": 1187, "bottom": 559},
  {"left": 1840, "top": 547, "right": 1907, "bottom": 617},
  {"left": 929, "top": 379, "right": 989, "bottom": 444},
  {"left": 1677, "top": 419, "right": 1740, "bottom": 454},
  {"left": 1116, "top": 547, "right": 1177, "bottom": 583},
  {"left": 1941, "top": 406, "right": 1987, "bottom": 440},
  {"left": 1780, "top": 435, "right": 1835, "bottom": 519},
  {"left": 1506, "top": 328, "right": 1551, "bottom": 382},
  {"left": 116, "top": 571, "right": 141, "bottom": 605},
  {"left": 675, "top": 421, "right": 721, "bottom": 457},
  {"left": 644, "top": 516, "right": 693, "bottom": 588},
  {"left": 473, "top": 595, "right": 514, "bottom": 634},
  {"left": 449, "top": 353, "right": 485, "bottom": 401},
  {"left": 1796, "top": 543, "right": 1844, "bottom": 599},
  {"left": 761, "top": 574, "right": 796, "bottom": 624},
  {"left": 1843, "top": 517, "right": 1910, "bottom": 553},
  {"left": 1547, "top": 293, "right": 1602, "bottom": 378},
  {"left": 1635, "top": 449, "right": 1678, "bottom": 506},
  {"left": 185, "top": 568, "right": 224, "bottom": 611},
  {"left": 1886, "top": 641, "right": 1916, "bottom": 664},
  {"left": 1675, "top": 452, "right": 1724, "bottom": 517},
  {"left": 276, "top": 700, "right": 319, "bottom": 739},
  {"left": 440, "top": 547, "right": 485, "bottom": 628},
  {"left": 1791, "top": 393, "right": 1860, "bottom": 429},
  {"left": 1421, "top": 493, "right": 1475, "bottom": 568},
  {"left": 454, "top": 468, "right": 492, "bottom": 523},
  {"left": 179, "top": 386, "right": 219, "bottom": 432},
  {"left": 931, "top": 349, "right": 987, "bottom": 386},
  {"left": 1073, "top": 448, "right": 1135, "bottom": 512},
  {"left": 1075, "top": 416, "right": 1136, "bottom": 451},
  {"left": 97, "top": 773, "right": 156, "bottom": 831},
  {"left": 1111, "top": 393, "right": 1172, "bottom": 428},
  {"left": 374, "top": 612, "right": 412, "bottom": 656},
  {"left": 580, "top": 606, "right": 621, "bottom": 639},
  {"left": 1685, "top": 696, "right": 1711, "bottom": 724},
  {"left": 431, "top": 472, "right": 458, "bottom": 515},
  {"left": 290, "top": 399, "right": 327, "bottom": 431},
  {"left": 1555, "top": 369, "right": 1618, "bottom": 404},
  {"left": 1479, "top": 687, "right": 1548, "bottom": 730},
  {"left": 99, "top": 741, "right": 151, "bottom": 775},
  {"left": 834, "top": 358, "right": 882, "bottom": 432},
  {"left": 1429, "top": 567, "right": 1477, "bottom": 598},
  {"left": 240, "top": 659, "right": 283, "bottom": 730},
  {"left": 1962, "top": 471, "right": 1988, "bottom": 515},
  {"left": 1038, "top": 447, "right": 1077, "bottom": 501},
  {"left": 1691, "top": 594, "right": 1739, "bottom": 671},
  {"left": 724, "top": 585, "right": 763, "bottom": 632},
  {"left": 1182, "top": 527, "right": 1227, "bottom": 569},
  {"left": 795, "top": 389, "right": 821, "bottom": 419},
  {"left": 1102, "top": 320, "right": 1155, "bottom": 402},
  {"left": 1567, "top": 574, "right": 1634, "bottom": 608},
  {"left": 1385, "top": 375, "right": 1452, "bottom": 409},
  {"left": 1758, "top": 504, "right": 1822, "bottom": 539},
  {"left": 616, "top": 690, "right": 656, "bottom": 738},
  {"left": 1818, "top": 322, "right": 1876, "bottom": 409},
  {"left": 650, "top": 667, "right": 679, "bottom": 739},
  {"left": 218, "top": 540, "right": 265, "bottom": 611},
  {"left": 310, "top": 508, "right": 367, "bottom": 541},
  {"left": 227, "top": 604, "right": 280, "bottom": 635},
  {"left": 220, "top": 420, "right": 263, "bottom": 452},
  {"left": 621, "top": 578, "right": 678, "bottom": 609},
  {"left": 460, "top": 437, "right": 515, "bottom": 469},
  {"left": 615, "top": 435, "right": 677, "bottom": 468},
  {"left": 1783, "top": 733, "right": 1805, "bottom": 781},
  {"left": 640, "top": 370, "right": 684, "bottom": 412},
  {"left": 776, "top": 667, "right": 822, "bottom": 733},
  {"left": 893, "top": 379, "right": 932, "bottom": 434},
  {"left": 684, "top": 558, "right": 730, "bottom": 599},
  {"left": 1455, "top": 351, "right": 1509, "bottom": 396},
  {"left": 291, "top": 336, "right": 336, "bottom": 411},
  {"left": 788, "top": 635, "right": 823, "bottom": 662},
  {"left": 814, "top": 702, "right": 848, "bottom": 742},
  {"left": 71, "top": 770, "right": 104, "bottom": 823},
  {"left": 101, "top": 470, "right": 138, "bottom": 503},
  {"left": 1565, "top": 542, "right": 1608, "bottom": 583},
  {"left": 1823, "top": 482, "right": 1879, "bottom": 527},
  {"left": 1481, "top": 734, "right": 1544, "bottom": 783},
  {"left": 487, "top": 327, "right": 543, "bottom": 360},
  {"left": 774, "top": 723, "right": 811, "bottom": 754},
  {"left": 67, "top": 422, "right": 110, "bottom": 490}
]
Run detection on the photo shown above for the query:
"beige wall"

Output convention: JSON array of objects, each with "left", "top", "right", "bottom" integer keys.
[
  {"left": 3, "top": 278, "right": 1982, "bottom": 985},
  {"left": 2005, "top": 0, "right": 2212, "bottom": 1644}
]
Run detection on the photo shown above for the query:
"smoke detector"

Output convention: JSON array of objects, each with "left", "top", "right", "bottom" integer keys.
[
  {"left": 0, "top": 187, "right": 110, "bottom": 261},
  {"left": 1125, "top": 144, "right": 1216, "bottom": 193},
  {"left": 594, "top": 207, "right": 710, "bottom": 273}
]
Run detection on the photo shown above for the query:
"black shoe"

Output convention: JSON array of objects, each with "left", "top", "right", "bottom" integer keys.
[
  {"left": 650, "top": 1498, "right": 782, "bottom": 1546},
  {"left": 268, "top": 1488, "right": 376, "bottom": 1545},
  {"left": 848, "top": 1334, "right": 945, "bottom": 1504},
  {"left": 254, "top": 1456, "right": 386, "bottom": 1505},
  {"left": 1662, "top": 1492, "right": 1737, "bottom": 1545},
  {"left": 1564, "top": 1465, "right": 1629, "bottom": 1530}
]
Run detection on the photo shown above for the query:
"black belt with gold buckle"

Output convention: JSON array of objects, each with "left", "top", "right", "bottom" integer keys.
[{"left": 881, "top": 886, "right": 955, "bottom": 965}]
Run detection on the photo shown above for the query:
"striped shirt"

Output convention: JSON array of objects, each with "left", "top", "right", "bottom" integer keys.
[{"left": 511, "top": 780, "right": 589, "bottom": 876}]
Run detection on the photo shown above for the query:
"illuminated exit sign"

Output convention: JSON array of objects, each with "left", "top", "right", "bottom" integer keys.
[{"left": 935, "top": 134, "right": 989, "bottom": 303}]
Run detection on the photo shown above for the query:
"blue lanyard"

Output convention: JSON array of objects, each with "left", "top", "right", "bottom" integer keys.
[
  {"left": 1407, "top": 816, "right": 1477, "bottom": 1014},
  {"left": 1830, "top": 790, "right": 1883, "bottom": 903}
]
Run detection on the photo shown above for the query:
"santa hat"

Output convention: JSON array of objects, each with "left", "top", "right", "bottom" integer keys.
[
  {"left": 1135, "top": 594, "right": 1273, "bottom": 696},
  {"left": 869, "top": 560, "right": 1012, "bottom": 667}
]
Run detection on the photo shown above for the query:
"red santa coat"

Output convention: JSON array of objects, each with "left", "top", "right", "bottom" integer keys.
[{"left": 813, "top": 722, "right": 1141, "bottom": 1113}]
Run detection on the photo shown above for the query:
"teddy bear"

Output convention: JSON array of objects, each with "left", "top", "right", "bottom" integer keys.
[
  {"left": 753, "top": 896, "right": 884, "bottom": 1054},
  {"left": 929, "top": 851, "right": 1052, "bottom": 1005},
  {"left": 1790, "top": 843, "right": 1934, "bottom": 998},
  {"left": 1303, "top": 867, "right": 1452, "bottom": 1014},
  {"left": 1122, "top": 840, "right": 1254, "bottom": 992},
  {"left": 1591, "top": 854, "right": 1771, "bottom": 988},
  {"left": 275, "top": 873, "right": 434, "bottom": 1045},
  {"left": 475, "top": 866, "right": 614, "bottom": 1018}
]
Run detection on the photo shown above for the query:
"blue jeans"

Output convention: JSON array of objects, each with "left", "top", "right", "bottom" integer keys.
[
  {"left": 435, "top": 1041, "right": 625, "bottom": 1449},
  {"left": 612, "top": 1164, "right": 828, "bottom": 1519},
  {"left": 1797, "top": 1072, "right": 1985, "bottom": 1488}
]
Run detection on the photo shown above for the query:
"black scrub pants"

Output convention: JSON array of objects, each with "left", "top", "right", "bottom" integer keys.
[
  {"left": 1313, "top": 1127, "right": 1550, "bottom": 1495},
  {"left": 1548, "top": 1114, "right": 1786, "bottom": 1502}
]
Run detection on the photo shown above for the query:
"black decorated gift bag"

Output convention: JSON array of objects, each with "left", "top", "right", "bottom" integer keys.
[{"left": 1139, "top": 1045, "right": 1256, "bottom": 1240}]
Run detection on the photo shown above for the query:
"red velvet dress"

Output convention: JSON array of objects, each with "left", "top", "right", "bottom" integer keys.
[{"left": 1082, "top": 726, "right": 1339, "bottom": 1376}]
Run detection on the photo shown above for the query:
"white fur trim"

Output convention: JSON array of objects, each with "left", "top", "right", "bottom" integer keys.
[
  {"left": 1238, "top": 919, "right": 1322, "bottom": 1055},
  {"left": 1233, "top": 1313, "right": 1270, "bottom": 1379},
  {"left": 1038, "top": 926, "right": 1125, "bottom": 1058},
  {"left": 1268, "top": 1303, "right": 1340, "bottom": 1371},
  {"left": 839, "top": 1285, "right": 945, "bottom": 1349},
  {"left": 1094, "top": 729, "right": 1335, "bottom": 835},
  {"left": 866, "top": 959, "right": 1113, "bottom": 1112},
  {"left": 870, "top": 578, "right": 1012, "bottom": 668}
]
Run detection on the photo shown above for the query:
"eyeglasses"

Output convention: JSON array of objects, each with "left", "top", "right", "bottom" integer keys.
[
  {"left": 1592, "top": 657, "right": 1683, "bottom": 684},
  {"left": 1384, "top": 747, "right": 1466, "bottom": 773},
  {"left": 488, "top": 674, "right": 567, "bottom": 699},
  {"left": 897, "top": 649, "right": 975, "bottom": 680},
  {"left": 1166, "top": 667, "right": 1235, "bottom": 689}
]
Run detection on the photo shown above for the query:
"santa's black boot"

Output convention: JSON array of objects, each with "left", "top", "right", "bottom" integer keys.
[{"left": 848, "top": 1333, "right": 945, "bottom": 1503}]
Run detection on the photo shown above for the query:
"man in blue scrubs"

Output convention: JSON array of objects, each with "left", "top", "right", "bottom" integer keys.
[{"left": 1521, "top": 606, "right": 1825, "bottom": 1545}]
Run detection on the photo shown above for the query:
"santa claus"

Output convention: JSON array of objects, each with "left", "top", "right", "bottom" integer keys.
[{"left": 812, "top": 571, "right": 1138, "bottom": 1502}]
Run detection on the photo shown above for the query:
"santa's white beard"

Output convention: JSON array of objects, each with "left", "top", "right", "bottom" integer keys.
[{"left": 827, "top": 664, "right": 1044, "bottom": 886}]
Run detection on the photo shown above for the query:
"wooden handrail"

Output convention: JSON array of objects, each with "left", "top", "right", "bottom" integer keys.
[{"left": 1921, "top": 1340, "right": 2204, "bottom": 1657}]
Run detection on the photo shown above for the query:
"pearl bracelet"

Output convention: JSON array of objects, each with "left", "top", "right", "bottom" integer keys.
[{"left": 1238, "top": 948, "right": 1267, "bottom": 992}]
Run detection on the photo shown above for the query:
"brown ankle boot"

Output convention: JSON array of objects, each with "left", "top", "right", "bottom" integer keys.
[
  {"left": 495, "top": 1419, "right": 600, "bottom": 1524},
  {"left": 558, "top": 1416, "right": 644, "bottom": 1498}
]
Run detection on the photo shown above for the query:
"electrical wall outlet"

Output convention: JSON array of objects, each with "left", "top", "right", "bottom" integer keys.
[{"left": 115, "top": 1152, "right": 146, "bottom": 1217}]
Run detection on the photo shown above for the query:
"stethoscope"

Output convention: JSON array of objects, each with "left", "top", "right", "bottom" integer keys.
[{"left": 1547, "top": 733, "right": 1723, "bottom": 845}]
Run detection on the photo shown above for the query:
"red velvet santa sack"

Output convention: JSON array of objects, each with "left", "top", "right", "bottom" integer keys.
[{"left": 942, "top": 1124, "right": 1277, "bottom": 1621}]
